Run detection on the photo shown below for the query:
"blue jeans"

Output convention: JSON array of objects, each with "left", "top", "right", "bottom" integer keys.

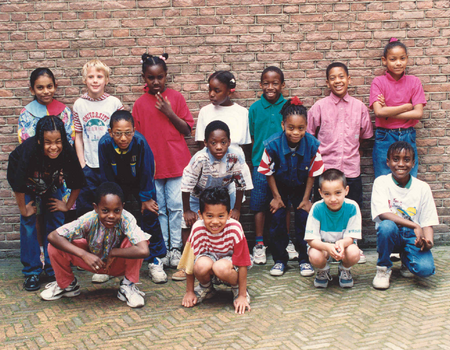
[
  {"left": 376, "top": 220, "right": 435, "bottom": 277},
  {"left": 155, "top": 177, "right": 182, "bottom": 251},
  {"left": 21, "top": 190, "right": 65, "bottom": 276},
  {"left": 372, "top": 127, "right": 418, "bottom": 178},
  {"left": 269, "top": 185, "right": 309, "bottom": 265},
  {"left": 76, "top": 166, "right": 101, "bottom": 216}
]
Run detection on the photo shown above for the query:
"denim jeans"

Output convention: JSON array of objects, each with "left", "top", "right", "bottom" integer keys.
[
  {"left": 372, "top": 127, "right": 418, "bottom": 178},
  {"left": 269, "top": 185, "right": 310, "bottom": 265},
  {"left": 376, "top": 220, "right": 435, "bottom": 277},
  {"left": 76, "top": 166, "right": 102, "bottom": 216},
  {"left": 155, "top": 177, "right": 183, "bottom": 251},
  {"left": 21, "top": 190, "right": 65, "bottom": 277}
]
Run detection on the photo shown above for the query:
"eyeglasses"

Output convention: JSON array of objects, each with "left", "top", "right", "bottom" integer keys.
[{"left": 112, "top": 131, "right": 134, "bottom": 138}]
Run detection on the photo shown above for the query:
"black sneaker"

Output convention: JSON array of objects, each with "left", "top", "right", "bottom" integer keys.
[{"left": 23, "top": 275, "right": 40, "bottom": 291}]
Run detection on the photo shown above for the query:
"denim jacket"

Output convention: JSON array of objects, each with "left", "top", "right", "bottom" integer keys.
[{"left": 263, "top": 131, "right": 320, "bottom": 188}]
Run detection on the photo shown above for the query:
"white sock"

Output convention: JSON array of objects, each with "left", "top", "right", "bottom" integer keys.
[{"left": 123, "top": 277, "right": 132, "bottom": 285}]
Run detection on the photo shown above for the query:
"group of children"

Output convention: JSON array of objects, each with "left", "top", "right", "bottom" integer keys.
[{"left": 7, "top": 37, "right": 439, "bottom": 314}]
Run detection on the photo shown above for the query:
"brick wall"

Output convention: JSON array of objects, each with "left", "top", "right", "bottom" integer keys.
[{"left": 1, "top": 0, "right": 449, "bottom": 253}]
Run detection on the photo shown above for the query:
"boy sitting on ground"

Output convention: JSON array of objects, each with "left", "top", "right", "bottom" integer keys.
[
  {"left": 178, "top": 187, "right": 252, "bottom": 315},
  {"left": 305, "top": 169, "right": 361, "bottom": 288},
  {"left": 40, "top": 182, "right": 150, "bottom": 308}
]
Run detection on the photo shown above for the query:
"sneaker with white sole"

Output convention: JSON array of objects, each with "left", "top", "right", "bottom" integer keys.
[
  {"left": 286, "top": 241, "right": 299, "bottom": 260},
  {"left": 358, "top": 249, "right": 367, "bottom": 264},
  {"left": 117, "top": 280, "right": 145, "bottom": 308},
  {"left": 314, "top": 268, "right": 332, "bottom": 288},
  {"left": 231, "top": 287, "right": 251, "bottom": 304},
  {"left": 300, "top": 263, "right": 315, "bottom": 277},
  {"left": 40, "top": 278, "right": 80, "bottom": 301},
  {"left": 92, "top": 274, "right": 113, "bottom": 284},
  {"left": 270, "top": 262, "right": 286, "bottom": 276},
  {"left": 390, "top": 253, "right": 401, "bottom": 262},
  {"left": 400, "top": 264, "right": 414, "bottom": 278},
  {"left": 170, "top": 249, "right": 182, "bottom": 268},
  {"left": 253, "top": 245, "right": 267, "bottom": 265},
  {"left": 172, "top": 269, "right": 187, "bottom": 281},
  {"left": 194, "top": 283, "right": 215, "bottom": 304},
  {"left": 160, "top": 254, "right": 170, "bottom": 267},
  {"left": 338, "top": 265, "right": 354, "bottom": 288},
  {"left": 372, "top": 266, "right": 392, "bottom": 290},
  {"left": 148, "top": 258, "right": 168, "bottom": 284}
]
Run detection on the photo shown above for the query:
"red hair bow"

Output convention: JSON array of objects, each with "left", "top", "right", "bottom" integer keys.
[
  {"left": 291, "top": 96, "right": 303, "bottom": 106},
  {"left": 390, "top": 37, "right": 398, "bottom": 43}
]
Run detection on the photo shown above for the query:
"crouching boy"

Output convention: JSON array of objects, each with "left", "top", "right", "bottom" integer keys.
[
  {"left": 305, "top": 169, "right": 361, "bottom": 288},
  {"left": 178, "top": 187, "right": 252, "bottom": 314},
  {"left": 40, "top": 182, "right": 150, "bottom": 308}
]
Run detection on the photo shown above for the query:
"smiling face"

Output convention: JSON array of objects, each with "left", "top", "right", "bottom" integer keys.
[
  {"left": 260, "top": 70, "right": 285, "bottom": 104},
  {"left": 30, "top": 74, "right": 56, "bottom": 106},
  {"left": 204, "top": 129, "right": 230, "bottom": 160},
  {"left": 282, "top": 114, "right": 307, "bottom": 148},
  {"left": 319, "top": 179, "right": 349, "bottom": 212},
  {"left": 42, "top": 130, "right": 63, "bottom": 159},
  {"left": 208, "top": 78, "right": 232, "bottom": 106},
  {"left": 94, "top": 194, "right": 124, "bottom": 229},
  {"left": 382, "top": 46, "right": 408, "bottom": 81},
  {"left": 142, "top": 64, "right": 167, "bottom": 95},
  {"left": 326, "top": 66, "right": 350, "bottom": 99},
  {"left": 84, "top": 67, "right": 108, "bottom": 99},
  {"left": 387, "top": 148, "right": 414, "bottom": 187},
  {"left": 109, "top": 119, "right": 135, "bottom": 151},
  {"left": 198, "top": 203, "right": 231, "bottom": 234}
]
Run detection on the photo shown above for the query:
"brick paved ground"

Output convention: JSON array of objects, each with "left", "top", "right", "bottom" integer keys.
[{"left": 1, "top": 247, "right": 450, "bottom": 350}]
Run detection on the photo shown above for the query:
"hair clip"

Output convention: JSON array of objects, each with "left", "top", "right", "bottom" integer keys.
[
  {"left": 143, "top": 83, "right": 149, "bottom": 93},
  {"left": 230, "top": 88, "right": 235, "bottom": 92},
  {"left": 159, "top": 55, "right": 166, "bottom": 61},
  {"left": 390, "top": 37, "right": 398, "bottom": 43},
  {"left": 291, "top": 96, "right": 303, "bottom": 106},
  {"left": 230, "top": 78, "right": 236, "bottom": 84},
  {"left": 140, "top": 60, "right": 143, "bottom": 63}
]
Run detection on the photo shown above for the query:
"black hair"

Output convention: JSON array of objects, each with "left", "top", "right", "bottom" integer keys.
[
  {"left": 199, "top": 187, "right": 231, "bottom": 213},
  {"left": 326, "top": 62, "right": 349, "bottom": 80},
  {"left": 204, "top": 120, "right": 230, "bottom": 141},
  {"left": 94, "top": 181, "right": 125, "bottom": 205},
  {"left": 383, "top": 38, "right": 408, "bottom": 57},
  {"left": 261, "top": 66, "right": 284, "bottom": 83},
  {"left": 280, "top": 97, "right": 308, "bottom": 122},
  {"left": 387, "top": 141, "right": 415, "bottom": 162},
  {"left": 141, "top": 53, "right": 169, "bottom": 74},
  {"left": 110, "top": 110, "right": 134, "bottom": 129},
  {"left": 318, "top": 169, "right": 347, "bottom": 189},
  {"left": 208, "top": 71, "right": 236, "bottom": 90},
  {"left": 30, "top": 68, "right": 56, "bottom": 100}
]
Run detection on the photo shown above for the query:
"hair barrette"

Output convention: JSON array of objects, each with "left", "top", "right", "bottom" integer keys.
[
  {"left": 143, "top": 83, "right": 149, "bottom": 93},
  {"left": 230, "top": 88, "right": 236, "bottom": 92},
  {"left": 140, "top": 60, "right": 143, "bottom": 63},
  {"left": 390, "top": 37, "right": 398, "bottom": 43},
  {"left": 291, "top": 96, "right": 303, "bottom": 106},
  {"left": 230, "top": 78, "right": 236, "bottom": 84},
  {"left": 159, "top": 55, "right": 166, "bottom": 61}
]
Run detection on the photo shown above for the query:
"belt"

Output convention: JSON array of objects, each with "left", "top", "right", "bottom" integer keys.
[{"left": 377, "top": 127, "right": 414, "bottom": 132}]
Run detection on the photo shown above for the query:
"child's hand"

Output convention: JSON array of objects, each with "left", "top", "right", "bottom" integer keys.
[
  {"left": 47, "top": 198, "right": 69, "bottom": 213},
  {"left": 141, "top": 199, "right": 159, "bottom": 215},
  {"left": 326, "top": 244, "right": 341, "bottom": 261},
  {"left": 234, "top": 295, "right": 251, "bottom": 315},
  {"left": 270, "top": 197, "right": 285, "bottom": 214},
  {"left": 414, "top": 225, "right": 425, "bottom": 249},
  {"left": 23, "top": 201, "right": 37, "bottom": 217},
  {"left": 183, "top": 210, "right": 198, "bottom": 227},
  {"left": 334, "top": 240, "right": 345, "bottom": 260},
  {"left": 377, "top": 94, "right": 386, "bottom": 107},
  {"left": 421, "top": 238, "right": 434, "bottom": 251},
  {"left": 81, "top": 251, "right": 105, "bottom": 272},
  {"left": 155, "top": 92, "right": 174, "bottom": 117},
  {"left": 231, "top": 208, "right": 241, "bottom": 221},
  {"left": 104, "top": 257, "right": 116, "bottom": 273},
  {"left": 182, "top": 291, "right": 198, "bottom": 308},
  {"left": 297, "top": 199, "right": 312, "bottom": 213}
]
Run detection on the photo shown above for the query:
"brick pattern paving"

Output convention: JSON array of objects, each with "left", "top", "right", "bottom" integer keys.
[{"left": 1, "top": 248, "right": 449, "bottom": 350}]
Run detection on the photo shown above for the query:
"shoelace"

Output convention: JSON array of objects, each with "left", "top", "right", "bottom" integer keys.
[
  {"left": 317, "top": 270, "right": 332, "bottom": 281},
  {"left": 273, "top": 263, "right": 284, "bottom": 270},
  {"left": 44, "top": 281, "right": 58, "bottom": 289},
  {"left": 340, "top": 269, "right": 351, "bottom": 280},
  {"left": 128, "top": 283, "right": 145, "bottom": 296}
]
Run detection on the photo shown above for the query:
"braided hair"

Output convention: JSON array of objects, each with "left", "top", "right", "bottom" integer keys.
[
  {"left": 141, "top": 53, "right": 169, "bottom": 73},
  {"left": 279, "top": 96, "right": 308, "bottom": 122},
  {"left": 208, "top": 71, "right": 236, "bottom": 91}
]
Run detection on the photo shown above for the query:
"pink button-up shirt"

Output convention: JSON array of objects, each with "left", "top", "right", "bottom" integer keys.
[
  {"left": 307, "top": 93, "right": 373, "bottom": 178},
  {"left": 369, "top": 72, "right": 427, "bottom": 129}
]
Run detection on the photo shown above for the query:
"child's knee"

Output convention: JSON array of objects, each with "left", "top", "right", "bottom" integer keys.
[
  {"left": 212, "top": 259, "right": 233, "bottom": 277},
  {"left": 193, "top": 257, "right": 214, "bottom": 276},
  {"left": 308, "top": 248, "right": 327, "bottom": 267},
  {"left": 343, "top": 244, "right": 360, "bottom": 265},
  {"left": 409, "top": 254, "right": 435, "bottom": 277}
]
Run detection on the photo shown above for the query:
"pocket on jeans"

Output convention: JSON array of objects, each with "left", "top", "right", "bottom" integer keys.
[{"left": 375, "top": 128, "right": 388, "bottom": 142}]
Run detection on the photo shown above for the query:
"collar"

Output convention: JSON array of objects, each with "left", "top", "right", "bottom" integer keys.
[
  {"left": 81, "top": 92, "right": 110, "bottom": 102},
  {"left": 113, "top": 136, "right": 135, "bottom": 155},
  {"left": 391, "top": 174, "right": 412, "bottom": 189},
  {"left": 329, "top": 92, "right": 350, "bottom": 104},
  {"left": 281, "top": 132, "right": 305, "bottom": 156},
  {"left": 260, "top": 94, "right": 285, "bottom": 109},
  {"left": 25, "top": 99, "right": 66, "bottom": 116},
  {"left": 385, "top": 71, "right": 406, "bottom": 83}
]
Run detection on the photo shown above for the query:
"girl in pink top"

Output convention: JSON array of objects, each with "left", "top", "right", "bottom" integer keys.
[
  {"left": 370, "top": 38, "right": 426, "bottom": 178},
  {"left": 133, "top": 53, "right": 194, "bottom": 276}
]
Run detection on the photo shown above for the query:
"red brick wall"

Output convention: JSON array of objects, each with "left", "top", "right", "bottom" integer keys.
[{"left": 1, "top": 0, "right": 449, "bottom": 251}]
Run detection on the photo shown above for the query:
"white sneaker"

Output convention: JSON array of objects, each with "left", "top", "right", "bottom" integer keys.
[
  {"left": 358, "top": 249, "right": 367, "bottom": 264},
  {"left": 400, "top": 264, "right": 414, "bottom": 278},
  {"left": 373, "top": 266, "right": 392, "bottom": 290},
  {"left": 194, "top": 283, "right": 215, "bottom": 303},
  {"left": 117, "top": 280, "right": 145, "bottom": 308},
  {"left": 92, "top": 274, "right": 113, "bottom": 284},
  {"left": 40, "top": 278, "right": 80, "bottom": 301},
  {"left": 286, "top": 240, "right": 299, "bottom": 260},
  {"left": 253, "top": 245, "right": 267, "bottom": 265},
  {"left": 148, "top": 258, "right": 168, "bottom": 284},
  {"left": 314, "top": 268, "right": 332, "bottom": 288},
  {"left": 160, "top": 254, "right": 170, "bottom": 267},
  {"left": 170, "top": 249, "right": 182, "bottom": 268}
]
